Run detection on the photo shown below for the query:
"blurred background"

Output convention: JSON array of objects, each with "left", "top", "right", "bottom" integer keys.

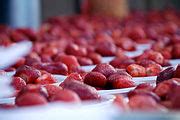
[{"left": 0, "top": 0, "right": 179, "bottom": 29}]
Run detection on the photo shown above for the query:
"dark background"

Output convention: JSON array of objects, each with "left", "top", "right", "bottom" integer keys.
[{"left": 0, "top": 0, "right": 179, "bottom": 29}]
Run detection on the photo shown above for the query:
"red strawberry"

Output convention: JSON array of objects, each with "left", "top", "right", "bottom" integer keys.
[
  {"left": 138, "top": 59, "right": 156, "bottom": 67},
  {"left": 154, "top": 79, "right": 178, "bottom": 98},
  {"left": 65, "top": 43, "right": 87, "bottom": 57},
  {"left": 115, "top": 37, "right": 136, "bottom": 51},
  {"left": 15, "top": 92, "right": 47, "bottom": 106},
  {"left": 60, "top": 79, "right": 100, "bottom": 100},
  {"left": 126, "top": 64, "right": 146, "bottom": 77},
  {"left": 49, "top": 89, "right": 81, "bottom": 103},
  {"left": 145, "top": 63, "right": 162, "bottom": 76},
  {"left": 14, "top": 65, "right": 41, "bottom": 83},
  {"left": 148, "top": 51, "right": 164, "bottom": 65},
  {"left": 115, "top": 69, "right": 132, "bottom": 78},
  {"left": 35, "top": 72, "right": 57, "bottom": 85},
  {"left": 95, "top": 41, "right": 116, "bottom": 56},
  {"left": 25, "top": 56, "right": 41, "bottom": 66},
  {"left": 37, "top": 62, "right": 68, "bottom": 75},
  {"left": 110, "top": 57, "right": 135, "bottom": 69},
  {"left": 54, "top": 54, "right": 80, "bottom": 70},
  {"left": 128, "top": 90, "right": 160, "bottom": 102},
  {"left": 11, "top": 77, "right": 26, "bottom": 90},
  {"left": 135, "top": 83, "right": 154, "bottom": 92},
  {"left": 10, "top": 30, "right": 28, "bottom": 42},
  {"left": 18, "top": 84, "right": 48, "bottom": 98},
  {"left": 66, "top": 73, "right": 83, "bottom": 82},
  {"left": 113, "top": 95, "right": 129, "bottom": 111},
  {"left": 126, "top": 26, "right": 146, "bottom": 41},
  {"left": 77, "top": 57, "right": 93, "bottom": 66},
  {"left": 172, "top": 44, "right": 180, "bottom": 59},
  {"left": 13, "top": 58, "right": 25, "bottom": 68},
  {"left": 44, "top": 85, "right": 62, "bottom": 98},
  {"left": 107, "top": 74, "right": 135, "bottom": 89},
  {"left": 84, "top": 72, "right": 107, "bottom": 88},
  {"left": 128, "top": 95, "right": 163, "bottom": 111},
  {"left": 92, "top": 63, "right": 116, "bottom": 77},
  {"left": 87, "top": 52, "right": 102, "bottom": 64}
]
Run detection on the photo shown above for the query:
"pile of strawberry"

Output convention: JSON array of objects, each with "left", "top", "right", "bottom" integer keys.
[
  {"left": 113, "top": 65, "right": 180, "bottom": 111},
  {"left": 10, "top": 63, "right": 135, "bottom": 93},
  {"left": 110, "top": 50, "right": 166, "bottom": 77},
  {"left": 84, "top": 63, "right": 135, "bottom": 89},
  {"left": 6, "top": 79, "right": 100, "bottom": 108},
  {"left": 0, "top": 9, "right": 179, "bottom": 75}
]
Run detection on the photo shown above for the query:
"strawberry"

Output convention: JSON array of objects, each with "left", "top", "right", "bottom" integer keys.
[
  {"left": 54, "top": 54, "right": 80, "bottom": 70},
  {"left": 148, "top": 51, "right": 164, "bottom": 65},
  {"left": 77, "top": 57, "right": 93, "bottom": 66},
  {"left": 60, "top": 79, "right": 100, "bottom": 100},
  {"left": 145, "top": 63, "right": 162, "bottom": 76},
  {"left": 113, "top": 95, "right": 129, "bottom": 111},
  {"left": 87, "top": 52, "right": 102, "bottom": 64},
  {"left": 95, "top": 41, "right": 116, "bottom": 56},
  {"left": 44, "top": 85, "right": 62, "bottom": 98},
  {"left": 65, "top": 43, "right": 87, "bottom": 57},
  {"left": 13, "top": 58, "right": 25, "bottom": 68},
  {"left": 92, "top": 63, "right": 116, "bottom": 77},
  {"left": 115, "top": 37, "right": 136, "bottom": 51},
  {"left": 128, "top": 90, "right": 160, "bottom": 102},
  {"left": 128, "top": 95, "right": 163, "bottom": 111},
  {"left": 35, "top": 72, "right": 57, "bottom": 85},
  {"left": 49, "top": 89, "right": 81, "bottom": 103},
  {"left": 110, "top": 58, "right": 135, "bottom": 69},
  {"left": 11, "top": 77, "right": 26, "bottom": 90},
  {"left": 126, "top": 26, "right": 146, "bottom": 41},
  {"left": 84, "top": 72, "right": 107, "bottom": 88},
  {"left": 126, "top": 64, "right": 146, "bottom": 77},
  {"left": 36, "top": 62, "right": 68, "bottom": 75},
  {"left": 15, "top": 92, "right": 47, "bottom": 106},
  {"left": 107, "top": 74, "right": 135, "bottom": 89},
  {"left": 14, "top": 65, "right": 41, "bottom": 83},
  {"left": 66, "top": 73, "right": 83, "bottom": 82},
  {"left": 154, "top": 79, "right": 178, "bottom": 98},
  {"left": 172, "top": 44, "right": 180, "bottom": 59},
  {"left": 18, "top": 84, "right": 48, "bottom": 98},
  {"left": 135, "top": 83, "right": 154, "bottom": 92}
]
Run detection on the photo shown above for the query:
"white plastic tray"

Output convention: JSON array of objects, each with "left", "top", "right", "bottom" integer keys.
[{"left": 98, "top": 87, "right": 136, "bottom": 95}]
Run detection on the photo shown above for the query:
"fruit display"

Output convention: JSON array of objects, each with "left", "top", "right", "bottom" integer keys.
[
  {"left": 1, "top": 77, "right": 102, "bottom": 108},
  {"left": 110, "top": 50, "right": 164, "bottom": 77},
  {"left": 0, "top": 9, "right": 179, "bottom": 74},
  {"left": 0, "top": 9, "right": 180, "bottom": 114}
]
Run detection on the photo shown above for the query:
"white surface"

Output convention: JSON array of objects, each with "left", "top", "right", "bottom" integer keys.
[
  {"left": 53, "top": 74, "right": 67, "bottom": 83},
  {"left": 0, "top": 76, "right": 14, "bottom": 98},
  {"left": 169, "top": 59, "right": 180, "bottom": 66},
  {"left": 0, "top": 41, "right": 32, "bottom": 69},
  {"left": 98, "top": 87, "right": 136, "bottom": 95},
  {"left": 0, "top": 104, "right": 118, "bottom": 120},
  {"left": 102, "top": 57, "right": 115, "bottom": 63},
  {"left": 124, "top": 50, "right": 143, "bottom": 58},
  {"left": 136, "top": 43, "right": 152, "bottom": 51},
  {"left": 132, "top": 76, "right": 157, "bottom": 84},
  {"left": 81, "top": 65, "right": 96, "bottom": 72}
]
